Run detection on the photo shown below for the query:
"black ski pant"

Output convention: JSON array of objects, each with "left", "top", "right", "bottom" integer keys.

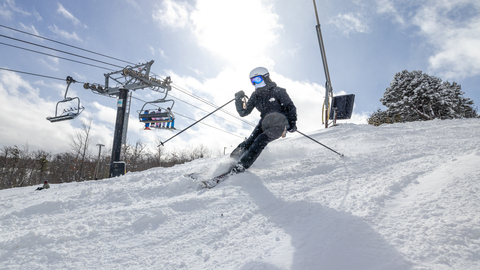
[{"left": 236, "top": 113, "right": 287, "bottom": 169}]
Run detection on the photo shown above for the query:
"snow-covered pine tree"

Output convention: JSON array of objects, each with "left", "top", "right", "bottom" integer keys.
[
  {"left": 367, "top": 108, "right": 402, "bottom": 126},
  {"left": 380, "top": 70, "right": 477, "bottom": 122}
]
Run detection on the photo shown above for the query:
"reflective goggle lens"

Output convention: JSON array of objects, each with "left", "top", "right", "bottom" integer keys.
[{"left": 250, "top": 75, "right": 263, "bottom": 85}]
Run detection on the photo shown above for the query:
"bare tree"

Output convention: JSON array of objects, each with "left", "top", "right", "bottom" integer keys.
[
  {"left": 124, "top": 140, "right": 147, "bottom": 171},
  {"left": 191, "top": 144, "right": 211, "bottom": 160},
  {"left": 154, "top": 137, "right": 166, "bottom": 167},
  {"left": 1, "top": 146, "right": 19, "bottom": 188},
  {"left": 1, "top": 138, "right": 214, "bottom": 190},
  {"left": 69, "top": 118, "right": 93, "bottom": 181}
]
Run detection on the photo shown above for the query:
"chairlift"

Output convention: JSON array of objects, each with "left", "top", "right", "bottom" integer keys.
[
  {"left": 138, "top": 99, "right": 176, "bottom": 130},
  {"left": 46, "top": 76, "right": 85, "bottom": 123}
]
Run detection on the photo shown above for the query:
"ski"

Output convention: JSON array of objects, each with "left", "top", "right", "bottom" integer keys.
[
  {"left": 198, "top": 171, "right": 232, "bottom": 189},
  {"left": 185, "top": 163, "right": 244, "bottom": 190},
  {"left": 184, "top": 172, "right": 203, "bottom": 180}
]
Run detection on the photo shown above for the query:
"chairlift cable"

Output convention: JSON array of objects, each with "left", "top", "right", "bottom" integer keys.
[
  {"left": 168, "top": 93, "right": 255, "bottom": 128},
  {"left": 0, "top": 42, "right": 115, "bottom": 71},
  {"left": 0, "top": 24, "right": 134, "bottom": 65},
  {"left": 0, "top": 67, "right": 87, "bottom": 83},
  {"left": 172, "top": 111, "right": 244, "bottom": 139},
  {"left": 170, "top": 84, "right": 256, "bottom": 126},
  {"left": 0, "top": 34, "right": 124, "bottom": 69}
]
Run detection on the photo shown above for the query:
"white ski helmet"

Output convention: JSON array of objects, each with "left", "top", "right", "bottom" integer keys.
[{"left": 249, "top": 67, "right": 271, "bottom": 88}]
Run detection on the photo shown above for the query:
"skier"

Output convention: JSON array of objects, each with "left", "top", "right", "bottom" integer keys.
[
  {"left": 35, "top": 181, "right": 50, "bottom": 191},
  {"left": 230, "top": 67, "right": 297, "bottom": 174}
]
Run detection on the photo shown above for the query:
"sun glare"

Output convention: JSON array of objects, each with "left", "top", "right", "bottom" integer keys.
[{"left": 190, "top": 0, "right": 282, "bottom": 64}]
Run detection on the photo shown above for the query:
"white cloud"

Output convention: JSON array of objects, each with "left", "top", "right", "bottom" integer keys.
[
  {"left": 125, "top": 0, "right": 139, "bottom": 9},
  {"left": 329, "top": 13, "right": 370, "bottom": 36},
  {"left": 56, "top": 3, "right": 83, "bottom": 27},
  {"left": 158, "top": 48, "right": 166, "bottom": 59},
  {"left": 375, "top": 0, "right": 405, "bottom": 24},
  {"left": 375, "top": 0, "right": 480, "bottom": 79},
  {"left": 38, "top": 58, "right": 59, "bottom": 72},
  {"left": 0, "top": 1, "right": 42, "bottom": 20},
  {"left": 72, "top": 72, "right": 87, "bottom": 82},
  {"left": 90, "top": 101, "right": 117, "bottom": 124},
  {"left": 1, "top": 0, "right": 38, "bottom": 20},
  {"left": 48, "top": 24, "right": 82, "bottom": 41},
  {"left": 4, "top": 0, "right": 30, "bottom": 16},
  {"left": 148, "top": 45, "right": 155, "bottom": 55},
  {"left": 148, "top": 45, "right": 167, "bottom": 59},
  {"left": 19, "top": 23, "right": 40, "bottom": 36},
  {"left": 32, "top": 7, "right": 42, "bottom": 21},
  {"left": 283, "top": 43, "right": 302, "bottom": 58},
  {"left": 0, "top": 70, "right": 74, "bottom": 152},
  {"left": 188, "top": 67, "right": 203, "bottom": 77},
  {"left": 413, "top": 1, "right": 480, "bottom": 78},
  {"left": 0, "top": 2, "right": 13, "bottom": 19},
  {"left": 152, "top": 0, "right": 190, "bottom": 29}
]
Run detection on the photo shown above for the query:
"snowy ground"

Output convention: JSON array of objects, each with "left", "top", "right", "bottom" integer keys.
[{"left": 1, "top": 119, "right": 479, "bottom": 270}]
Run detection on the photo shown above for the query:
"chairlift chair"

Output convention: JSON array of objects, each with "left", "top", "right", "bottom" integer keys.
[
  {"left": 46, "top": 76, "right": 85, "bottom": 123},
  {"left": 138, "top": 99, "right": 176, "bottom": 129}
]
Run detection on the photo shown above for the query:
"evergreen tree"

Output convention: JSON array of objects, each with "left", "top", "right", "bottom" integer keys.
[{"left": 380, "top": 70, "right": 476, "bottom": 122}]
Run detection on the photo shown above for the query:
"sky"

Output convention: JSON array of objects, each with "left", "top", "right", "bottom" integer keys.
[
  {"left": 1, "top": 0, "right": 479, "bottom": 157},
  {"left": 1, "top": 118, "right": 479, "bottom": 269}
]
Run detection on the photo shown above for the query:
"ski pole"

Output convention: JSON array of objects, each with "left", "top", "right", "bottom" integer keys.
[
  {"left": 159, "top": 98, "right": 236, "bottom": 146},
  {"left": 296, "top": 130, "right": 344, "bottom": 157}
]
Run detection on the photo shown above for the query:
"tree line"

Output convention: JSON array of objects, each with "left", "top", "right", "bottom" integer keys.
[{"left": 0, "top": 119, "right": 211, "bottom": 190}]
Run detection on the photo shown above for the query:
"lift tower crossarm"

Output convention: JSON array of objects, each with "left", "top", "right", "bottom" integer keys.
[{"left": 83, "top": 60, "right": 172, "bottom": 97}]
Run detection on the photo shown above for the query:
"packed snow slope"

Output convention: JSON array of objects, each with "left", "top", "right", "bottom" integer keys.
[{"left": 1, "top": 119, "right": 480, "bottom": 270}]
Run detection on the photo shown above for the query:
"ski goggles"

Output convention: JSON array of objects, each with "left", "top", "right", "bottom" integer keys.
[{"left": 250, "top": 75, "right": 263, "bottom": 85}]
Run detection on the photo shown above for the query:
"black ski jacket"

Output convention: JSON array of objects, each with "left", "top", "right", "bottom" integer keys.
[{"left": 236, "top": 82, "right": 297, "bottom": 126}]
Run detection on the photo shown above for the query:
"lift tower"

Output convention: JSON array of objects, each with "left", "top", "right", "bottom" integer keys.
[
  {"left": 313, "top": 0, "right": 334, "bottom": 128},
  {"left": 84, "top": 60, "right": 172, "bottom": 177}
]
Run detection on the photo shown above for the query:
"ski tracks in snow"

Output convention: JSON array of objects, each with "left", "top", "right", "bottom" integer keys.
[{"left": 377, "top": 154, "right": 480, "bottom": 270}]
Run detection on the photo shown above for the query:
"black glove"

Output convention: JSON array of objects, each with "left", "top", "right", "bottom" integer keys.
[
  {"left": 288, "top": 122, "right": 297, "bottom": 133},
  {"left": 235, "top": 90, "right": 246, "bottom": 100}
]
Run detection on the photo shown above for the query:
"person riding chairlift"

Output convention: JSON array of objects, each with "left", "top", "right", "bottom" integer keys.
[
  {"left": 143, "top": 110, "right": 151, "bottom": 130},
  {"left": 166, "top": 107, "right": 175, "bottom": 129},
  {"left": 152, "top": 108, "right": 162, "bottom": 128}
]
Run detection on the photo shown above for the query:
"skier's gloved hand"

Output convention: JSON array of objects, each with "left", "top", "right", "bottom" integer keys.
[
  {"left": 288, "top": 122, "right": 297, "bottom": 133},
  {"left": 235, "top": 90, "right": 246, "bottom": 100}
]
